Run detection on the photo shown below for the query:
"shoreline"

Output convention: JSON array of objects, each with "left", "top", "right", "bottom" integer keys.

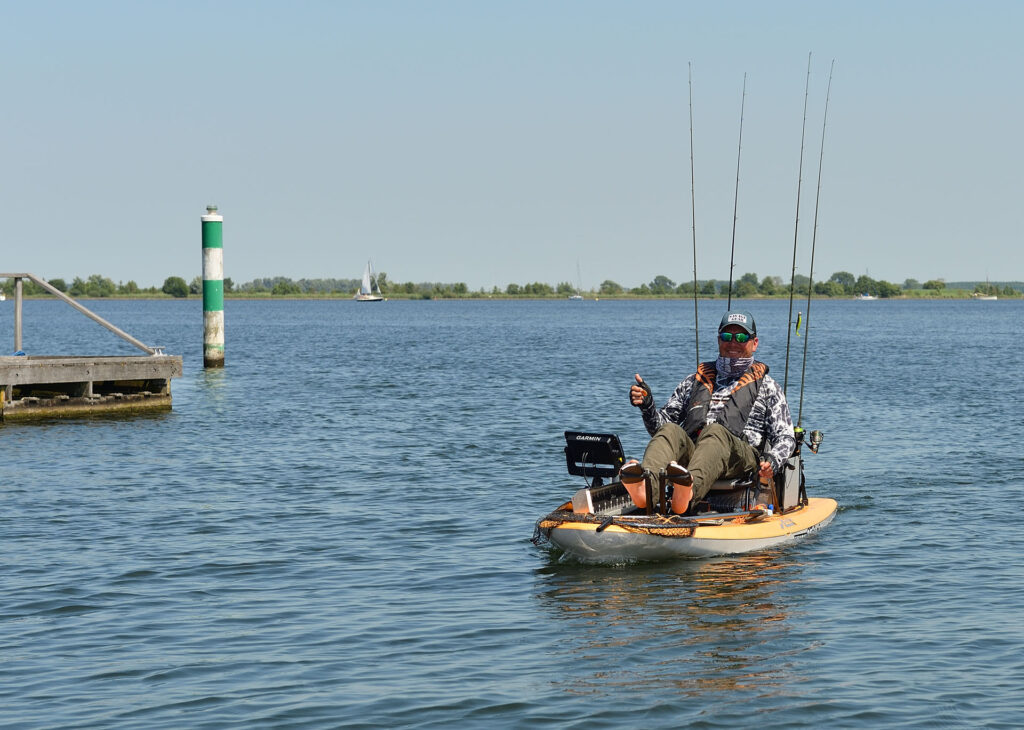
[{"left": 3, "top": 291, "right": 1020, "bottom": 302}]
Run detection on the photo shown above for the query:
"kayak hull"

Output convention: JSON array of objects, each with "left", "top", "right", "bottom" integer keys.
[{"left": 539, "top": 497, "right": 837, "bottom": 562}]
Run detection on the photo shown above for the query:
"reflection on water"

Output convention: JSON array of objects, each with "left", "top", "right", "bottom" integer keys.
[
  {"left": 199, "top": 367, "right": 228, "bottom": 389},
  {"left": 534, "top": 552, "right": 813, "bottom": 697}
]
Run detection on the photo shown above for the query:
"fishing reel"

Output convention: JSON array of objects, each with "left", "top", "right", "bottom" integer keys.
[{"left": 794, "top": 427, "right": 824, "bottom": 454}]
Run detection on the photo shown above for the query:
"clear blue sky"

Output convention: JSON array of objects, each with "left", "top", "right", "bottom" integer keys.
[{"left": 2, "top": 1, "right": 1020, "bottom": 289}]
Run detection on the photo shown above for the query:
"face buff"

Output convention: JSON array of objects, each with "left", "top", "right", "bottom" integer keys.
[{"left": 716, "top": 356, "right": 753, "bottom": 385}]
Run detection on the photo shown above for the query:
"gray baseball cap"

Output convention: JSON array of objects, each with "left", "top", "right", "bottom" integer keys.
[{"left": 719, "top": 310, "right": 756, "bottom": 336}]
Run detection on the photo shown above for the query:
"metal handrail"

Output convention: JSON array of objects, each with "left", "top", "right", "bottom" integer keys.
[{"left": 0, "top": 273, "right": 162, "bottom": 356}]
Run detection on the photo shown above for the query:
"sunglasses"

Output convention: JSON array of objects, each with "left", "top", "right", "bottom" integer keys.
[{"left": 719, "top": 332, "right": 753, "bottom": 343}]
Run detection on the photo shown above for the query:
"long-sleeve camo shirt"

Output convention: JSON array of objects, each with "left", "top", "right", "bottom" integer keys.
[{"left": 640, "top": 365, "right": 796, "bottom": 473}]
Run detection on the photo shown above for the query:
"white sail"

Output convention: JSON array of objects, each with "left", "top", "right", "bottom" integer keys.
[
  {"left": 355, "top": 261, "right": 384, "bottom": 301},
  {"left": 361, "top": 263, "right": 374, "bottom": 294}
]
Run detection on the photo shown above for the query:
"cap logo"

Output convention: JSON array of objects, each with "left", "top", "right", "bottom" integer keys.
[{"left": 727, "top": 314, "right": 747, "bottom": 323}]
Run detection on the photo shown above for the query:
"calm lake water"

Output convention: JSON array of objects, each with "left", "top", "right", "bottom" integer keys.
[{"left": 2, "top": 297, "right": 1023, "bottom": 728}]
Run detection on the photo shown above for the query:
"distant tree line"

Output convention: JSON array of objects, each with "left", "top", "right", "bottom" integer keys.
[
  {"left": 0, "top": 275, "right": 151, "bottom": 298},
  {"left": 3, "top": 271, "right": 1021, "bottom": 299},
  {"left": 592, "top": 271, "right": 1021, "bottom": 299}
]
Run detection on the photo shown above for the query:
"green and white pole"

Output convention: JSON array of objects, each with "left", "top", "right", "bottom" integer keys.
[{"left": 201, "top": 204, "right": 225, "bottom": 368}]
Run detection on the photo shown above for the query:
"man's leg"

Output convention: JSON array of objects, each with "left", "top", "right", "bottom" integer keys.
[
  {"left": 687, "top": 423, "right": 759, "bottom": 502},
  {"left": 641, "top": 422, "right": 695, "bottom": 473},
  {"left": 620, "top": 423, "right": 695, "bottom": 510}
]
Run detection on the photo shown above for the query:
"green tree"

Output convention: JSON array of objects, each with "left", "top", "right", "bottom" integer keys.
[
  {"left": 523, "top": 282, "right": 554, "bottom": 296},
  {"left": 734, "top": 279, "right": 758, "bottom": 298},
  {"left": 790, "top": 274, "right": 810, "bottom": 295},
  {"left": 118, "top": 280, "right": 139, "bottom": 295},
  {"left": 759, "top": 276, "right": 781, "bottom": 296},
  {"left": 701, "top": 279, "right": 718, "bottom": 296},
  {"left": 224, "top": 277, "right": 234, "bottom": 293},
  {"left": 829, "top": 271, "right": 855, "bottom": 290},
  {"left": 452, "top": 282, "right": 468, "bottom": 296},
  {"left": 81, "top": 274, "right": 115, "bottom": 297},
  {"left": 162, "top": 276, "right": 189, "bottom": 298},
  {"left": 49, "top": 278, "right": 68, "bottom": 292},
  {"left": 189, "top": 276, "right": 203, "bottom": 295},
  {"left": 738, "top": 272, "right": 759, "bottom": 288},
  {"left": 556, "top": 281, "right": 576, "bottom": 296},
  {"left": 922, "top": 279, "right": 945, "bottom": 291},
  {"left": 814, "top": 280, "right": 845, "bottom": 297},
  {"left": 649, "top": 275, "right": 676, "bottom": 295},
  {"left": 506, "top": 283, "right": 521, "bottom": 296},
  {"left": 599, "top": 280, "right": 623, "bottom": 295},
  {"left": 272, "top": 280, "right": 301, "bottom": 295},
  {"left": 854, "top": 275, "right": 877, "bottom": 296},
  {"left": 903, "top": 278, "right": 920, "bottom": 290},
  {"left": 876, "top": 280, "right": 902, "bottom": 298}
]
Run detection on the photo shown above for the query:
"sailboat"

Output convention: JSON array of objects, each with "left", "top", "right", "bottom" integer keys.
[
  {"left": 354, "top": 261, "right": 385, "bottom": 302},
  {"left": 972, "top": 277, "right": 998, "bottom": 300},
  {"left": 568, "top": 260, "right": 584, "bottom": 300}
]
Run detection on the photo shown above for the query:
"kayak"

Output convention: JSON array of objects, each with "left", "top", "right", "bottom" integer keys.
[
  {"left": 535, "top": 496, "right": 837, "bottom": 562},
  {"left": 532, "top": 431, "right": 836, "bottom": 563}
]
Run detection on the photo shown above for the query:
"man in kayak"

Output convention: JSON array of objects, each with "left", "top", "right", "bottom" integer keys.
[{"left": 623, "top": 310, "right": 795, "bottom": 514}]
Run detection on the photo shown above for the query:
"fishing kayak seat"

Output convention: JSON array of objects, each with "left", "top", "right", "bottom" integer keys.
[
  {"left": 697, "top": 474, "right": 770, "bottom": 513},
  {"left": 708, "top": 474, "right": 757, "bottom": 491},
  {"left": 700, "top": 454, "right": 805, "bottom": 513}
]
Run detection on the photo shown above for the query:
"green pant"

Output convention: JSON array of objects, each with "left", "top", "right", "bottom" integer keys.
[{"left": 641, "top": 422, "right": 759, "bottom": 501}]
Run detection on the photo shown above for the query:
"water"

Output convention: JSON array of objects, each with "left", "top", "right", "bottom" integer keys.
[{"left": 2, "top": 297, "right": 1023, "bottom": 728}]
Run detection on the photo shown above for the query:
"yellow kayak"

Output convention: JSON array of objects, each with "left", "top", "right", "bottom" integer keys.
[
  {"left": 535, "top": 496, "right": 837, "bottom": 562},
  {"left": 533, "top": 431, "right": 836, "bottom": 562}
]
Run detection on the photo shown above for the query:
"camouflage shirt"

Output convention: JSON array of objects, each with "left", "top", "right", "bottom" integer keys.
[{"left": 640, "top": 363, "right": 796, "bottom": 473}]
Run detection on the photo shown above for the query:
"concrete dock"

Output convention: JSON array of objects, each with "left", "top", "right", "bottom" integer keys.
[
  {"left": 0, "top": 355, "right": 183, "bottom": 421},
  {"left": 1, "top": 272, "right": 183, "bottom": 422}
]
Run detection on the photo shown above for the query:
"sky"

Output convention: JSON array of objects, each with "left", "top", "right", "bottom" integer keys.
[{"left": 1, "top": 0, "right": 1021, "bottom": 290}]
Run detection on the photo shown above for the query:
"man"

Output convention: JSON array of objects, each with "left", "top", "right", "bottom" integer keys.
[{"left": 622, "top": 310, "right": 795, "bottom": 515}]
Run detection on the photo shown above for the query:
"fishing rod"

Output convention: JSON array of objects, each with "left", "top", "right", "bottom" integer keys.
[
  {"left": 797, "top": 59, "right": 835, "bottom": 428},
  {"left": 688, "top": 62, "right": 699, "bottom": 365},
  {"left": 726, "top": 73, "right": 747, "bottom": 309},
  {"left": 784, "top": 54, "right": 812, "bottom": 396}
]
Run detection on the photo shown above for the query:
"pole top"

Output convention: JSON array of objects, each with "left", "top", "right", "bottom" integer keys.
[{"left": 202, "top": 204, "right": 223, "bottom": 223}]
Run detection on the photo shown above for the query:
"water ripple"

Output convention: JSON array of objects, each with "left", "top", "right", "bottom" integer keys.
[{"left": 3, "top": 299, "right": 1024, "bottom": 727}]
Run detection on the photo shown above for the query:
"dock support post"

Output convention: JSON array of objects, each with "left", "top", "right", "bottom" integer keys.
[
  {"left": 201, "top": 205, "right": 225, "bottom": 368},
  {"left": 14, "top": 276, "right": 23, "bottom": 352}
]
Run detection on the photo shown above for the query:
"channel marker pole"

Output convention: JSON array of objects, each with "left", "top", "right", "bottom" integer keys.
[{"left": 201, "top": 204, "right": 225, "bottom": 368}]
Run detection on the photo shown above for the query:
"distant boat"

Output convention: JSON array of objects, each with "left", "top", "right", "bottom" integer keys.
[
  {"left": 0, "top": 291, "right": 5, "bottom": 301},
  {"left": 568, "top": 260, "right": 584, "bottom": 300},
  {"left": 973, "top": 277, "right": 998, "bottom": 300},
  {"left": 856, "top": 293, "right": 876, "bottom": 300},
  {"left": 354, "top": 261, "right": 385, "bottom": 302}
]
